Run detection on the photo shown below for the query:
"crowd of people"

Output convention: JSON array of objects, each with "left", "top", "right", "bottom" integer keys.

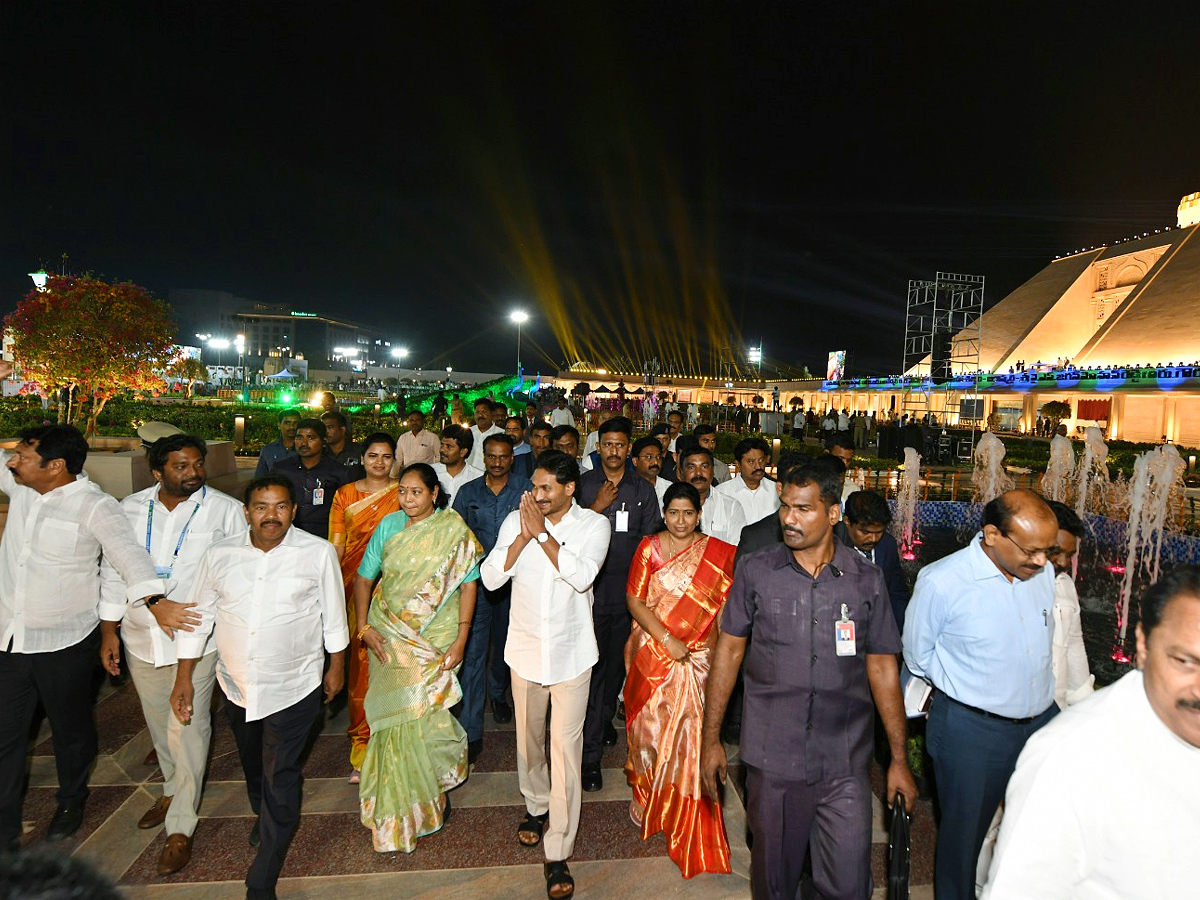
[{"left": 1, "top": 372, "right": 1196, "bottom": 900}]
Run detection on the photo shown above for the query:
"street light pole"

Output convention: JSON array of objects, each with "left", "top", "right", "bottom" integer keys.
[
  {"left": 509, "top": 310, "right": 529, "bottom": 380},
  {"left": 235, "top": 333, "right": 246, "bottom": 401}
]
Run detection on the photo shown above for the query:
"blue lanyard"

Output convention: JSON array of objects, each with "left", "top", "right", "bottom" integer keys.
[{"left": 146, "top": 487, "right": 206, "bottom": 574}]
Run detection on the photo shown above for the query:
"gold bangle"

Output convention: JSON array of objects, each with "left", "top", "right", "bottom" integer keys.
[
  {"left": 458, "top": 620, "right": 471, "bottom": 626},
  {"left": 356, "top": 625, "right": 373, "bottom": 641}
]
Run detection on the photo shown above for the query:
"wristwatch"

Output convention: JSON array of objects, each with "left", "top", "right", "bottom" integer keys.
[
  {"left": 536, "top": 532, "right": 550, "bottom": 544},
  {"left": 144, "top": 594, "right": 166, "bottom": 608}
]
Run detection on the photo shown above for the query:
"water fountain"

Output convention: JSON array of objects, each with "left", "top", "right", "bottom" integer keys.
[
  {"left": 1115, "top": 443, "right": 1186, "bottom": 654},
  {"left": 895, "top": 447, "right": 922, "bottom": 560},
  {"left": 1074, "top": 426, "right": 1110, "bottom": 518},
  {"left": 970, "top": 432, "right": 1014, "bottom": 504},
  {"left": 1042, "top": 434, "right": 1074, "bottom": 503}
]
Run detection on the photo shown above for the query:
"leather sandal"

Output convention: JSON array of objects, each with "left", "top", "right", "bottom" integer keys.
[
  {"left": 518, "top": 810, "right": 548, "bottom": 846},
  {"left": 544, "top": 860, "right": 574, "bottom": 900}
]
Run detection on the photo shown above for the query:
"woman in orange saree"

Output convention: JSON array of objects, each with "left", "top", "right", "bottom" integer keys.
[
  {"left": 329, "top": 431, "right": 400, "bottom": 781},
  {"left": 624, "top": 481, "right": 737, "bottom": 878}
]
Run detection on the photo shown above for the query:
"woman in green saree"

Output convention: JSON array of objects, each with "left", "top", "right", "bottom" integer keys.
[{"left": 353, "top": 463, "right": 484, "bottom": 853}]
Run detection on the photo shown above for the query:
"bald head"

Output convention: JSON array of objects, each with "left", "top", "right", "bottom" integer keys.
[{"left": 980, "top": 489, "right": 1058, "bottom": 582}]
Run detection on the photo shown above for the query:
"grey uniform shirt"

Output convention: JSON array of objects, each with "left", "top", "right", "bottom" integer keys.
[{"left": 722, "top": 541, "right": 900, "bottom": 782}]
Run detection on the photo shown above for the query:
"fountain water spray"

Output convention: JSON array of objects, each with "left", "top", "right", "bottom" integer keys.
[
  {"left": 1115, "top": 443, "right": 1186, "bottom": 654},
  {"left": 1074, "top": 426, "right": 1110, "bottom": 518},
  {"left": 895, "top": 447, "right": 922, "bottom": 560},
  {"left": 971, "top": 432, "right": 1014, "bottom": 505},
  {"left": 1042, "top": 434, "right": 1074, "bottom": 503}
]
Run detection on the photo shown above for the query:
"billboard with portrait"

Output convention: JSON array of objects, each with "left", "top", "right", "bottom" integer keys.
[{"left": 827, "top": 350, "right": 846, "bottom": 381}]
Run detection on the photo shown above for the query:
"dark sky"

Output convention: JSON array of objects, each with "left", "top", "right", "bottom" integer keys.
[{"left": 4, "top": 2, "right": 1198, "bottom": 376}]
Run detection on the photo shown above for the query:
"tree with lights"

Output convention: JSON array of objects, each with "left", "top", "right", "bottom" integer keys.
[{"left": 5, "top": 274, "right": 177, "bottom": 437}]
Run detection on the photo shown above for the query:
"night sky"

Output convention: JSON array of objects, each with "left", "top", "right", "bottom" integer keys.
[{"left": 4, "top": 2, "right": 1198, "bottom": 377}]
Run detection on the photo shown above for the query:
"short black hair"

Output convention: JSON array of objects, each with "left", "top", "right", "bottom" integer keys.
[
  {"left": 667, "top": 409, "right": 684, "bottom": 421},
  {"left": 826, "top": 432, "right": 855, "bottom": 452},
  {"left": 295, "top": 417, "right": 327, "bottom": 439},
  {"left": 777, "top": 450, "right": 810, "bottom": 481},
  {"left": 781, "top": 463, "right": 842, "bottom": 508},
  {"left": 843, "top": 490, "right": 892, "bottom": 527},
  {"left": 147, "top": 434, "right": 207, "bottom": 473},
  {"left": 662, "top": 481, "right": 702, "bottom": 514},
  {"left": 530, "top": 421, "right": 554, "bottom": 438},
  {"left": 0, "top": 849, "right": 125, "bottom": 900},
  {"left": 278, "top": 407, "right": 302, "bottom": 423},
  {"left": 18, "top": 425, "right": 89, "bottom": 475},
  {"left": 811, "top": 454, "right": 846, "bottom": 477},
  {"left": 598, "top": 416, "right": 633, "bottom": 439},
  {"left": 407, "top": 408, "right": 426, "bottom": 419},
  {"left": 649, "top": 423, "right": 670, "bottom": 437},
  {"left": 441, "top": 423, "right": 473, "bottom": 452},
  {"left": 1046, "top": 499, "right": 1085, "bottom": 540},
  {"left": 491, "top": 401, "right": 508, "bottom": 414},
  {"left": 505, "top": 416, "right": 526, "bottom": 432},
  {"left": 360, "top": 431, "right": 396, "bottom": 454},
  {"left": 399, "top": 462, "right": 449, "bottom": 510},
  {"left": 474, "top": 397, "right": 492, "bottom": 409},
  {"left": 631, "top": 436, "right": 661, "bottom": 457},
  {"left": 244, "top": 474, "right": 296, "bottom": 506},
  {"left": 534, "top": 449, "right": 580, "bottom": 489},
  {"left": 320, "top": 409, "right": 349, "bottom": 428},
  {"left": 692, "top": 424, "right": 716, "bottom": 438},
  {"left": 483, "top": 432, "right": 515, "bottom": 452},
  {"left": 981, "top": 494, "right": 1016, "bottom": 533},
  {"left": 733, "top": 437, "right": 770, "bottom": 461},
  {"left": 1140, "top": 564, "right": 1200, "bottom": 638},
  {"left": 551, "top": 424, "right": 580, "bottom": 445},
  {"left": 677, "top": 443, "right": 714, "bottom": 469}
]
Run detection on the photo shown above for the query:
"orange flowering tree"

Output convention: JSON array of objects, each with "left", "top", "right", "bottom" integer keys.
[{"left": 5, "top": 275, "right": 177, "bottom": 437}]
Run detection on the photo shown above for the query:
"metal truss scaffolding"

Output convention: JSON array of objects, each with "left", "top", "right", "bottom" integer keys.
[{"left": 901, "top": 272, "right": 985, "bottom": 437}]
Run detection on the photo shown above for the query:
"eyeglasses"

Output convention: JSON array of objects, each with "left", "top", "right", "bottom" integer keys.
[{"left": 1002, "top": 532, "right": 1051, "bottom": 561}]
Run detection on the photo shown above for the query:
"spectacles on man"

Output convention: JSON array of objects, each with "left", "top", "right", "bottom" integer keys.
[{"left": 1002, "top": 531, "right": 1052, "bottom": 561}]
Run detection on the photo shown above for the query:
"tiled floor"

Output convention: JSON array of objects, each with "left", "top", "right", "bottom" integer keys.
[{"left": 10, "top": 677, "right": 934, "bottom": 900}]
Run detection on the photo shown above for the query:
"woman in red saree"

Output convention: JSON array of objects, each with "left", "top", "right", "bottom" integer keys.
[
  {"left": 624, "top": 481, "right": 737, "bottom": 878},
  {"left": 329, "top": 432, "right": 400, "bottom": 781}
]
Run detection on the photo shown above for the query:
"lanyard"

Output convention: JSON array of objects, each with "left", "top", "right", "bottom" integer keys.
[{"left": 146, "top": 487, "right": 206, "bottom": 573}]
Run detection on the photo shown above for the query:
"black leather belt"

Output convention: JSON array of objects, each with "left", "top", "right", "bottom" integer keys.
[{"left": 937, "top": 690, "right": 1044, "bottom": 725}]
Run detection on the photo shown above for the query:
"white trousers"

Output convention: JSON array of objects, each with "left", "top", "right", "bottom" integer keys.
[
  {"left": 511, "top": 667, "right": 590, "bottom": 862},
  {"left": 127, "top": 651, "right": 218, "bottom": 837}
]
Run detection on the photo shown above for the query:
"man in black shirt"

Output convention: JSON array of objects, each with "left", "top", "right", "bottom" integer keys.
[{"left": 269, "top": 418, "right": 349, "bottom": 537}]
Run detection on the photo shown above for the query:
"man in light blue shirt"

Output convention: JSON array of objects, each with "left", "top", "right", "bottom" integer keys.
[{"left": 903, "top": 489, "right": 1060, "bottom": 900}]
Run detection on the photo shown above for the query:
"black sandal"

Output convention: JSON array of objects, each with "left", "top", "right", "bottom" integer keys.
[
  {"left": 518, "top": 811, "right": 548, "bottom": 846},
  {"left": 544, "top": 860, "right": 574, "bottom": 900}
]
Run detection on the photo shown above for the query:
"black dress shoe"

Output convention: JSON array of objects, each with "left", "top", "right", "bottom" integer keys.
[
  {"left": 468, "top": 739, "right": 483, "bottom": 764},
  {"left": 249, "top": 817, "right": 261, "bottom": 847},
  {"left": 602, "top": 722, "right": 618, "bottom": 747},
  {"left": 581, "top": 763, "right": 603, "bottom": 793},
  {"left": 491, "top": 698, "right": 513, "bottom": 724},
  {"left": 46, "top": 804, "right": 84, "bottom": 842}
]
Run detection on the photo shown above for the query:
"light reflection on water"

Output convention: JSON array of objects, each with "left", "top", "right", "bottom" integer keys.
[{"left": 902, "top": 526, "right": 1136, "bottom": 687}]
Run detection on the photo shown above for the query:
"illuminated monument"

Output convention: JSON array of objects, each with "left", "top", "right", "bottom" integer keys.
[{"left": 795, "top": 192, "right": 1200, "bottom": 444}]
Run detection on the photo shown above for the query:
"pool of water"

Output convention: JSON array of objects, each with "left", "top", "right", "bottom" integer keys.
[{"left": 903, "top": 526, "right": 1137, "bottom": 687}]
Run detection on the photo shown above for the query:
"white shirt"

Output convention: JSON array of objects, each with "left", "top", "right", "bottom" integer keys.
[
  {"left": 983, "top": 671, "right": 1200, "bottom": 900},
  {"left": 0, "top": 458, "right": 162, "bottom": 654},
  {"left": 548, "top": 408, "right": 575, "bottom": 428},
  {"left": 714, "top": 474, "right": 780, "bottom": 524},
  {"left": 467, "top": 423, "right": 502, "bottom": 470},
  {"left": 178, "top": 526, "right": 349, "bottom": 721},
  {"left": 582, "top": 430, "right": 600, "bottom": 457},
  {"left": 1051, "top": 572, "right": 1095, "bottom": 709},
  {"left": 651, "top": 476, "right": 672, "bottom": 512},
  {"left": 700, "top": 489, "right": 747, "bottom": 546},
  {"left": 432, "top": 461, "right": 484, "bottom": 505},
  {"left": 481, "top": 503, "right": 610, "bottom": 685},
  {"left": 396, "top": 428, "right": 440, "bottom": 468},
  {"left": 99, "top": 484, "right": 247, "bottom": 666}
]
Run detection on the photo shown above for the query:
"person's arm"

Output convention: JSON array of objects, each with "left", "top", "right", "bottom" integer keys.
[
  {"left": 726, "top": 498, "right": 747, "bottom": 546},
  {"left": 481, "top": 510, "right": 524, "bottom": 590},
  {"left": 354, "top": 519, "right": 390, "bottom": 663},
  {"left": 87, "top": 497, "right": 186, "bottom": 630},
  {"left": 100, "top": 620, "right": 122, "bottom": 677},
  {"left": 1057, "top": 578, "right": 1095, "bottom": 705},
  {"left": 328, "top": 484, "right": 350, "bottom": 561},
  {"left": 699, "top": 628, "right": 747, "bottom": 799},
  {"left": 536, "top": 501, "right": 610, "bottom": 588},
  {"left": 901, "top": 568, "right": 944, "bottom": 682},
  {"left": 170, "top": 657, "right": 199, "bottom": 725},
  {"left": 441, "top": 579, "right": 476, "bottom": 670},
  {"left": 866, "top": 652, "right": 918, "bottom": 809}
]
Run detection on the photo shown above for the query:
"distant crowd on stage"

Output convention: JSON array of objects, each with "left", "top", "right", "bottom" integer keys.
[{"left": 2, "top": 376, "right": 1197, "bottom": 900}]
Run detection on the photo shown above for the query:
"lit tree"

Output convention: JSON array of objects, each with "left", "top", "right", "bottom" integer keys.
[
  {"left": 167, "top": 356, "right": 210, "bottom": 398},
  {"left": 5, "top": 275, "right": 177, "bottom": 436}
]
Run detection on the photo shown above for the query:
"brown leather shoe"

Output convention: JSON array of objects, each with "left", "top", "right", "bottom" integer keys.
[
  {"left": 138, "top": 795, "right": 173, "bottom": 830},
  {"left": 157, "top": 833, "right": 192, "bottom": 875}
]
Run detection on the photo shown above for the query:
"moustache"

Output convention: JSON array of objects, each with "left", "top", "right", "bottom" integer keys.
[
  {"left": 1178, "top": 698, "right": 1200, "bottom": 712},
  {"left": 783, "top": 526, "right": 804, "bottom": 536},
  {"left": 260, "top": 520, "right": 282, "bottom": 527}
]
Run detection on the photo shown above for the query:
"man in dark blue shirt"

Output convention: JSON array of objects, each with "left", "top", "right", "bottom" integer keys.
[
  {"left": 269, "top": 418, "right": 348, "bottom": 537},
  {"left": 452, "top": 433, "right": 531, "bottom": 760},
  {"left": 255, "top": 408, "right": 301, "bottom": 476},
  {"left": 576, "top": 417, "right": 661, "bottom": 792},
  {"left": 702, "top": 462, "right": 916, "bottom": 900},
  {"left": 835, "top": 490, "right": 910, "bottom": 630}
]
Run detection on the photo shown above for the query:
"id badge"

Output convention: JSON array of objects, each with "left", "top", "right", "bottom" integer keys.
[
  {"left": 155, "top": 566, "right": 173, "bottom": 579},
  {"left": 312, "top": 487, "right": 325, "bottom": 506},
  {"left": 615, "top": 509, "right": 629, "bottom": 532},
  {"left": 835, "top": 603, "right": 856, "bottom": 656}
]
